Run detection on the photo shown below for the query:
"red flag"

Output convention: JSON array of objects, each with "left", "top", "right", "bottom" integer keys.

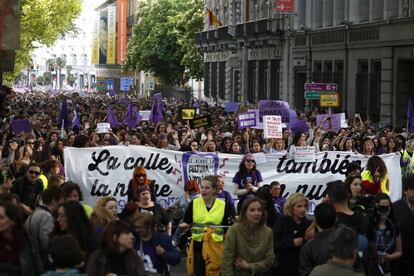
[{"left": 206, "top": 8, "right": 222, "bottom": 27}]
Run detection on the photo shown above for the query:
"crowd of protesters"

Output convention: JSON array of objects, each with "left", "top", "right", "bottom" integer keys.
[{"left": 0, "top": 85, "right": 413, "bottom": 275}]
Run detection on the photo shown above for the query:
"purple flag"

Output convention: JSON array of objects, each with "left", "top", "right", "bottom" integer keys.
[
  {"left": 11, "top": 119, "right": 31, "bottom": 134},
  {"left": 107, "top": 106, "right": 119, "bottom": 128},
  {"left": 288, "top": 119, "right": 309, "bottom": 136},
  {"left": 72, "top": 108, "right": 80, "bottom": 133},
  {"left": 123, "top": 103, "right": 142, "bottom": 128},
  {"left": 149, "top": 97, "right": 164, "bottom": 123},
  {"left": 58, "top": 98, "right": 70, "bottom": 129},
  {"left": 408, "top": 97, "right": 414, "bottom": 132},
  {"left": 289, "top": 109, "right": 297, "bottom": 123},
  {"left": 118, "top": 96, "right": 129, "bottom": 105},
  {"left": 225, "top": 102, "right": 238, "bottom": 113}
]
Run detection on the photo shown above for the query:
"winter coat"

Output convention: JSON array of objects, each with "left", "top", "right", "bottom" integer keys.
[
  {"left": 85, "top": 249, "right": 147, "bottom": 276},
  {"left": 298, "top": 229, "right": 333, "bottom": 276},
  {"left": 221, "top": 223, "right": 274, "bottom": 276}
]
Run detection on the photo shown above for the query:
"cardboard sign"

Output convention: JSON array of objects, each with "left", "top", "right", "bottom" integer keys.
[
  {"left": 263, "top": 116, "right": 283, "bottom": 138},
  {"left": 225, "top": 102, "right": 239, "bottom": 113},
  {"left": 11, "top": 119, "right": 31, "bottom": 134},
  {"left": 180, "top": 108, "right": 196, "bottom": 120},
  {"left": 248, "top": 109, "right": 263, "bottom": 129},
  {"left": 96, "top": 123, "right": 111, "bottom": 134},
  {"left": 139, "top": 110, "right": 151, "bottom": 121},
  {"left": 294, "top": 146, "right": 316, "bottom": 163},
  {"left": 237, "top": 111, "right": 257, "bottom": 129},
  {"left": 189, "top": 116, "right": 212, "bottom": 129},
  {"left": 316, "top": 113, "right": 342, "bottom": 132},
  {"left": 258, "top": 100, "right": 290, "bottom": 123}
]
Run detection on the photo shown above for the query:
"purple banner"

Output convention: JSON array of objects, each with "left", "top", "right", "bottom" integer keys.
[
  {"left": 288, "top": 119, "right": 309, "bottom": 135},
  {"left": 238, "top": 111, "right": 257, "bottom": 129},
  {"left": 11, "top": 119, "right": 31, "bottom": 134},
  {"left": 316, "top": 113, "right": 341, "bottom": 132},
  {"left": 258, "top": 100, "right": 290, "bottom": 123},
  {"left": 225, "top": 102, "right": 238, "bottom": 113}
]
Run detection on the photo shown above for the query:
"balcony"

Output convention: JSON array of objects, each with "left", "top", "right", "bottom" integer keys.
[
  {"left": 195, "top": 19, "right": 284, "bottom": 46},
  {"left": 217, "top": 26, "right": 232, "bottom": 40},
  {"left": 235, "top": 23, "right": 244, "bottom": 38}
]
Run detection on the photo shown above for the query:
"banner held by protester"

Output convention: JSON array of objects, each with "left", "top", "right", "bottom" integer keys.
[{"left": 65, "top": 146, "right": 402, "bottom": 212}]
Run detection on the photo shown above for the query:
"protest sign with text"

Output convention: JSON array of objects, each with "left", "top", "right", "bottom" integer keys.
[{"left": 263, "top": 115, "right": 283, "bottom": 138}]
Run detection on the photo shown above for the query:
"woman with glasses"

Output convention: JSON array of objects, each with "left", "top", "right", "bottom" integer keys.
[
  {"left": 132, "top": 212, "right": 181, "bottom": 275},
  {"left": 127, "top": 166, "right": 156, "bottom": 202},
  {"left": 232, "top": 153, "right": 263, "bottom": 213}
]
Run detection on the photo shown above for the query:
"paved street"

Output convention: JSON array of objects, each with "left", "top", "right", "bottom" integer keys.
[{"left": 169, "top": 257, "right": 187, "bottom": 275}]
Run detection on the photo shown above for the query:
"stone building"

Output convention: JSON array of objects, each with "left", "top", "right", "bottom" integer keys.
[
  {"left": 195, "top": 0, "right": 285, "bottom": 104},
  {"left": 291, "top": 0, "right": 414, "bottom": 125},
  {"left": 197, "top": 0, "right": 414, "bottom": 126}
]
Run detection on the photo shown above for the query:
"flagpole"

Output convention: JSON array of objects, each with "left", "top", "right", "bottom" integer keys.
[{"left": 61, "top": 119, "right": 64, "bottom": 138}]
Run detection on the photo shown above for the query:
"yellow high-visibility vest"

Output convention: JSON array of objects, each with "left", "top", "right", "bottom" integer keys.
[{"left": 192, "top": 197, "right": 225, "bottom": 242}]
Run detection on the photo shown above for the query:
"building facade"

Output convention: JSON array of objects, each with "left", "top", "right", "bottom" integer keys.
[
  {"left": 291, "top": 0, "right": 414, "bottom": 126},
  {"left": 196, "top": 0, "right": 285, "bottom": 105},
  {"left": 93, "top": 0, "right": 138, "bottom": 93},
  {"left": 32, "top": 0, "right": 99, "bottom": 90},
  {"left": 197, "top": 0, "right": 414, "bottom": 126}
]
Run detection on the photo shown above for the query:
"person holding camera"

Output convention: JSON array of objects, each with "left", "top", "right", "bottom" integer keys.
[{"left": 368, "top": 193, "right": 402, "bottom": 276}]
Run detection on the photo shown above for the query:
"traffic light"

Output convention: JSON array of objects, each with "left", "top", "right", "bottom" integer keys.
[
  {"left": 49, "top": 65, "right": 54, "bottom": 72},
  {"left": 30, "top": 64, "right": 34, "bottom": 70}
]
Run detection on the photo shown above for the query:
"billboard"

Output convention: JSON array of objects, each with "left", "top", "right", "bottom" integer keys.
[
  {"left": 0, "top": 0, "right": 20, "bottom": 50},
  {"left": 107, "top": 5, "right": 116, "bottom": 64},
  {"left": 99, "top": 8, "right": 108, "bottom": 64},
  {"left": 117, "top": 0, "right": 127, "bottom": 64},
  {"left": 91, "top": 17, "right": 100, "bottom": 64}
]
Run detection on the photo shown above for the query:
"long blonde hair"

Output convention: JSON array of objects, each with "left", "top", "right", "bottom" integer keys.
[
  {"left": 283, "top": 193, "right": 309, "bottom": 216},
  {"left": 90, "top": 196, "right": 117, "bottom": 229}
]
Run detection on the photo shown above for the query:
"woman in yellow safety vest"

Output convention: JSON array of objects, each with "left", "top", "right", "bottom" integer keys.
[
  {"left": 361, "top": 156, "right": 390, "bottom": 195},
  {"left": 180, "top": 175, "right": 235, "bottom": 276}
]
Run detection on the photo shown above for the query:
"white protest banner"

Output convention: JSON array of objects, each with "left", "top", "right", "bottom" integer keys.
[
  {"left": 96, "top": 123, "right": 111, "bottom": 134},
  {"left": 263, "top": 115, "right": 282, "bottom": 138},
  {"left": 294, "top": 146, "right": 316, "bottom": 163},
  {"left": 252, "top": 152, "right": 267, "bottom": 165},
  {"left": 64, "top": 147, "right": 402, "bottom": 212},
  {"left": 139, "top": 110, "right": 151, "bottom": 121}
]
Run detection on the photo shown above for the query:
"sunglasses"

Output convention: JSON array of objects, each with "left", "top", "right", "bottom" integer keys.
[
  {"left": 28, "top": 170, "right": 41, "bottom": 175},
  {"left": 135, "top": 174, "right": 145, "bottom": 178},
  {"left": 246, "top": 159, "right": 255, "bottom": 163},
  {"left": 27, "top": 142, "right": 34, "bottom": 145}
]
